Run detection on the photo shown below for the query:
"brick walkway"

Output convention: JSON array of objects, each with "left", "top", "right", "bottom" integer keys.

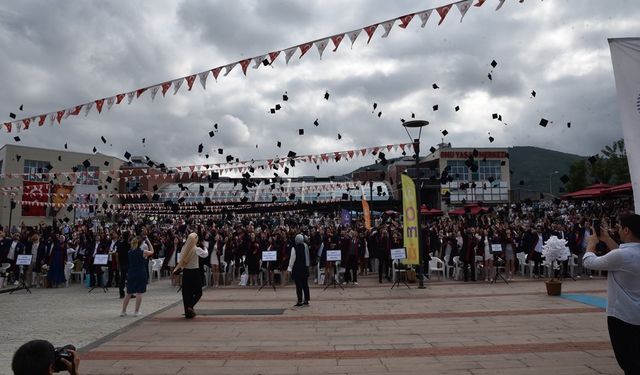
[{"left": 74, "top": 276, "right": 622, "bottom": 374}]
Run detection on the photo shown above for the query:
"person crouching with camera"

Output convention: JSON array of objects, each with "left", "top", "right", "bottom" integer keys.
[{"left": 12, "top": 340, "right": 80, "bottom": 375}]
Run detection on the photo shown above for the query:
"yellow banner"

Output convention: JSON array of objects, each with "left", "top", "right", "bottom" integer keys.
[
  {"left": 362, "top": 198, "right": 371, "bottom": 230},
  {"left": 401, "top": 174, "right": 419, "bottom": 265}
]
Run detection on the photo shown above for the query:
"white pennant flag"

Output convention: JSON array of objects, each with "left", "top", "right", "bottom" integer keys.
[
  {"left": 172, "top": 78, "right": 184, "bottom": 95},
  {"left": 49, "top": 113, "right": 55, "bottom": 126},
  {"left": 418, "top": 9, "right": 433, "bottom": 27},
  {"left": 253, "top": 55, "right": 266, "bottom": 69},
  {"left": 496, "top": 0, "right": 506, "bottom": 10},
  {"left": 223, "top": 62, "right": 237, "bottom": 76},
  {"left": 198, "top": 71, "right": 209, "bottom": 90},
  {"left": 347, "top": 29, "right": 361, "bottom": 48},
  {"left": 380, "top": 20, "right": 396, "bottom": 38},
  {"left": 315, "top": 38, "right": 329, "bottom": 59},
  {"left": 126, "top": 91, "right": 135, "bottom": 104},
  {"left": 609, "top": 37, "right": 640, "bottom": 213},
  {"left": 284, "top": 47, "right": 297, "bottom": 64},
  {"left": 106, "top": 96, "right": 116, "bottom": 111},
  {"left": 457, "top": 0, "right": 473, "bottom": 22},
  {"left": 84, "top": 102, "right": 94, "bottom": 116},
  {"left": 150, "top": 86, "right": 160, "bottom": 101}
]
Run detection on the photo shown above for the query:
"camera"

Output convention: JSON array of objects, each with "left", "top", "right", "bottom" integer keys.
[{"left": 53, "top": 344, "right": 76, "bottom": 372}]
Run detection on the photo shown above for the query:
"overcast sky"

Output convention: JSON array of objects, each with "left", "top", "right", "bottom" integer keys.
[{"left": 0, "top": 0, "right": 638, "bottom": 178}]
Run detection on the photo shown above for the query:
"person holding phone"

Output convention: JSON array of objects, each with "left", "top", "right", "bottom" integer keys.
[
  {"left": 583, "top": 214, "right": 640, "bottom": 374},
  {"left": 120, "top": 235, "right": 154, "bottom": 317}
]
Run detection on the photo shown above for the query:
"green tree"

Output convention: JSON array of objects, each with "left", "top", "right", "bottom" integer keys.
[
  {"left": 589, "top": 139, "right": 630, "bottom": 185},
  {"left": 566, "top": 160, "right": 588, "bottom": 192}
]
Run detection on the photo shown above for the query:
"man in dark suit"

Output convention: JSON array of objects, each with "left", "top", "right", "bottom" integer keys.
[{"left": 460, "top": 228, "right": 478, "bottom": 282}]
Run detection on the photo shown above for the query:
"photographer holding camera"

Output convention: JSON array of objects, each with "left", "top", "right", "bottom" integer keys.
[{"left": 12, "top": 340, "right": 80, "bottom": 375}]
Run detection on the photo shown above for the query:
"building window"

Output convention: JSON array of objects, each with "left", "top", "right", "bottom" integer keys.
[
  {"left": 125, "top": 177, "right": 140, "bottom": 193},
  {"left": 23, "top": 159, "right": 50, "bottom": 181},
  {"left": 478, "top": 160, "right": 502, "bottom": 181},
  {"left": 446, "top": 160, "right": 470, "bottom": 181},
  {"left": 75, "top": 165, "right": 100, "bottom": 185},
  {"left": 446, "top": 160, "right": 501, "bottom": 182}
]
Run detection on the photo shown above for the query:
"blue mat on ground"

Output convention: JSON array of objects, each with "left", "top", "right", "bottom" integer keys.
[{"left": 561, "top": 294, "right": 607, "bottom": 309}]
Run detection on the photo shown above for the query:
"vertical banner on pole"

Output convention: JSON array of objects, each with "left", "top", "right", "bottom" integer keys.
[
  {"left": 362, "top": 198, "right": 372, "bottom": 230},
  {"left": 609, "top": 38, "right": 640, "bottom": 213},
  {"left": 401, "top": 174, "right": 419, "bottom": 265}
]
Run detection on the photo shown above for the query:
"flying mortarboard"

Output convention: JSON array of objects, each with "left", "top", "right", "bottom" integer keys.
[
  {"left": 314, "top": 119, "right": 319, "bottom": 126},
  {"left": 104, "top": 161, "right": 109, "bottom": 166},
  {"left": 82, "top": 160, "right": 91, "bottom": 168},
  {"left": 490, "top": 60, "right": 497, "bottom": 68},
  {"left": 226, "top": 155, "right": 233, "bottom": 162},
  {"left": 298, "top": 129, "right": 304, "bottom": 135},
  {"left": 324, "top": 91, "right": 330, "bottom": 100},
  {"left": 101, "top": 136, "right": 107, "bottom": 143},
  {"left": 432, "top": 105, "right": 438, "bottom": 111},
  {"left": 124, "top": 151, "right": 131, "bottom": 159},
  {"left": 539, "top": 118, "right": 549, "bottom": 127},
  {"left": 270, "top": 108, "right": 276, "bottom": 114},
  {"left": 275, "top": 104, "right": 281, "bottom": 110},
  {"left": 58, "top": 156, "right": 62, "bottom": 161},
  {"left": 441, "top": 129, "right": 448, "bottom": 136},
  {"left": 560, "top": 174, "right": 570, "bottom": 184},
  {"left": 429, "top": 146, "right": 437, "bottom": 154},
  {"left": 588, "top": 155, "right": 597, "bottom": 164},
  {"left": 14, "top": 136, "right": 20, "bottom": 142},
  {"left": 283, "top": 92, "right": 288, "bottom": 101},
  {"left": 218, "top": 148, "right": 223, "bottom": 154},
  {"left": 489, "top": 136, "right": 495, "bottom": 143},
  {"left": 198, "top": 144, "right": 203, "bottom": 153},
  {"left": 341, "top": 193, "right": 349, "bottom": 200},
  {"left": 455, "top": 106, "right": 460, "bottom": 112},
  {"left": 209, "top": 131, "right": 215, "bottom": 137},
  {"left": 432, "top": 83, "right": 439, "bottom": 89}
]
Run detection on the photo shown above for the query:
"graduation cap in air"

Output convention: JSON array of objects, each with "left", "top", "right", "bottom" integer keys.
[
  {"left": 378, "top": 111, "right": 382, "bottom": 118},
  {"left": 13, "top": 136, "right": 20, "bottom": 142},
  {"left": 588, "top": 155, "right": 597, "bottom": 164},
  {"left": 287, "top": 150, "right": 297, "bottom": 158},
  {"left": 72, "top": 166, "right": 78, "bottom": 172},
  {"left": 432, "top": 83, "right": 439, "bottom": 89},
  {"left": 67, "top": 204, "right": 74, "bottom": 212},
  {"left": 472, "top": 149, "right": 479, "bottom": 157},
  {"left": 45, "top": 163, "right": 53, "bottom": 171},
  {"left": 218, "top": 148, "right": 223, "bottom": 154},
  {"left": 97, "top": 185, "right": 103, "bottom": 191},
  {"left": 15, "top": 154, "right": 21, "bottom": 162},
  {"left": 199, "top": 185, "right": 205, "bottom": 194},
  {"left": 432, "top": 105, "right": 438, "bottom": 111},
  {"left": 324, "top": 91, "right": 330, "bottom": 100},
  {"left": 100, "top": 136, "right": 107, "bottom": 144},
  {"left": 208, "top": 182, "right": 214, "bottom": 188},
  {"left": 337, "top": 133, "right": 342, "bottom": 140},
  {"left": 177, "top": 197, "right": 186, "bottom": 204},
  {"left": 489, "top": 136, "right": 495, "bottom": 143},
  {"left": 240, "top": 196, "right": 249, "bottom": 203},
  {"left": 429, "top": 146, "right": 437, "bottom": 154},
  {"left": 284, "top": 167, "right": 290, "bottom": 175},
  {"left": 560, "top": 174, "right": 570, "bottom": 184},
  {"left": 9, "top": 112, "right": 16, "bottom": 119},
  {"left": 488, "top": 176, "right": 495, "bottom": 183},
  {"left": 198, "top": 144, "right": 204, "bottom": 153},
  {"left": 372, "top": 103, "right": 378, "bottom": 112},
  {"left": 64, "top": 143, "right": 68, "bottom": 149},
  {"left": 124, "top": 151, "right": 131, "bottom": 159},
  {"left": 226, "top": 155, "right": 234, "bottom": 163},
  {"left": 275, "top": 104, "right": 282, "bottom": 111},
  {"left": 283, "top": 92, "right": 288, "bottom": 101},
  {"left": 500, "top": 161, "right": 506, "bottom": 166},
  {"left": 288, "top": 193, "right": 296, "bottom": 200},
  {"left": 441, "top": 129, "right": 448, "bottom": 136},
  {"left": 270, "top": 108, "right": 276, "bottom": 114},
  {"left": 57, "top": 155, "right": 62, "bottom": 161},
  {"left": 313, "top": 119, "right": 319, "bottom": 126},
  {"left": 276, "top": 141, "right": 282, "bottom": 148},
  {"left": 341, "top": 193, "right": 349, "bottom": 200},
  {"left": 101, "top": 202, "right": 108, "bottom": 210},
  {"left": 209, "top": 131, "right": 215, "bottom": 137},
  {"left": 539, "top": 118, "right": 549, "bottom": 127},
  {"left": 531, "top": 90, "right": 536, "bottom": 98},
  {"left": 93, "top": 147, "right": 97, "bottom": 153},
  {"left": 82, "top": 160, "right": 91, "bottom": 168},
  {"left": 298, "top": 129, "right": 304, "bottom": 135},
  {"left": 106, "top": 176, "right": 113, "bottom": 183},
  {"left": 142, "top": 138, "right": 146, "bottom": 144}
]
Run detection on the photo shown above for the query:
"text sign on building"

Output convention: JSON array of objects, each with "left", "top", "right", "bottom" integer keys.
[{"left": 440, "top": 151, "right": 508, "bottom": 159}]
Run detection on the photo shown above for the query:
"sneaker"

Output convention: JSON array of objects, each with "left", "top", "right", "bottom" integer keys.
[
  {"left": 353, "top": 282, "right": 358, "bottom": 285},
  {"left": 185, "top": 307, "right": 196, "bottom": 319},
  {"left": 120, "top": 312, "right": 127, "bottom": 317},
  {"left": 589, "top": 275, "right": 593, "bottom": 279},
  {"left": 294, "top": 302, "right": 304, "bottom": 307},
  {"left": 134, "top": 311, "right": 142, "bottom": 317},
  {"left": 303, "top": 301, "right": 309, "bottom": 306}
]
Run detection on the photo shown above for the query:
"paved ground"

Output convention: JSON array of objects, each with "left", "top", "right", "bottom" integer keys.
[{"left": 2, "top": 275, "right": 621, "bottom": 375}]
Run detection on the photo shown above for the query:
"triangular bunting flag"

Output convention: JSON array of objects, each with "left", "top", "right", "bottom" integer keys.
[
  {"left": 56, "top": 110, "right": 65, "bottom": 124},
  {"left": 418, "top": 9, "right": 433, "bottom": 27},
  {"left": 347, "top": 29, "right": 361, "bottom": 48},
  {"left": 331, "top": 34, "right": 344, "bottom": 51},
  {"left": 4, "top": 122, "right": 11, "bottom": 132},
  {"left": 456, "top": 0, "right": 473, "bottom": 22},
  {"left": 83, "top": 102, "right": 93, "bottom": 117},
  {"left": 268, "top": 51, "right": 281, "bottom": 64},
  {"left": 474, "top": 0, "right": 487, "bottom": 6},
  {"left": 364, "top": 24, "right": 378, "bottom": 43},
  {"left": 380, "top": 20, "right": 395, "bottom": 38},
  {"left": 253, "top": 55, "right": 265, "bottom": 69},
  {"left": 298, "top": 43, "right": 313, "bottom": 58},
  {"left": 496, "top": 0, "right": 506, "bottom": 10},
  {"left": 437, "top": 4, "right": 453, "bottom": 25},
  {"left": 136, "top": 87, "right": 147, "bottom": 98},
  {"left": 106, "top": 97, "right": 115, "bottom": 111},
  {"left": 161, "top": 82, "right": 172, "bottom": 97},
  {"left": 116, "top": 93, "right": 125, "bottom": 104},
  {"left": 126, "top": 91, "right": 135, "bottom": 104},
  {"left": 95, "top": 99, "right": 105, "bottom": 113},
  {"left": 284, "top": 47, "right": 297, "bottom": 64},
  {"left": 68, "top": 105, "right": 82, "bottom": 116},
  {"left": 315, "top": 38, "right": 329, "bottom": 59},
  {"left": 49, "top": 113, "right": 56, "bottom": 126},
  {"left": 239, "top": 59, "right": 251, "bottom": 75},
  {"left": 398, "top": 14, "right": 414, "bottom": 29},
  {"left": 38, "top": 115, "right": 46, "bottom": 126},
  {"left": 198, "top": 71, "right": 209, "bottom": 89},
  {"left": 223, "top": 62, "right": 237, "bottom": 76},
  {"left": 172, "top": 78, "right": 184, "bottom": 94},
  {"left": 185, "top": 75, "right": 196, "bottom": 90},
  {"left": 150, "top": 86, "right": 160, "bottom": 101}
]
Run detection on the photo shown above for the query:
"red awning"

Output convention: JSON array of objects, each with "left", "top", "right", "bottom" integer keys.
[
  {"left": 602, "top": 182, "right": 632, "bottom": 195},
  {"left": 562, "top": 183, "right": 611, "bottom": 199},
  {"left": 448, "top": 203, "right": 489, "bottom": 216},
  {"left": 420, "top": 204, "right": 443, "bottom": 216}
]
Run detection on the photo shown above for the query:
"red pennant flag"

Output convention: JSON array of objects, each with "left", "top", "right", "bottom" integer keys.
[
  {"left": 211, "top": 67, "right": 222, "bottom": 80},
  {"left": 398, "top": 14, "right": 415, "bottom": 28},
  {"left": 116, "top": 93, "right": 126, "bottom": 104},
  {"left": 364, "top": 24, "right": 378, "bottom": 43},
  {"left": 347, "top": 150, "right": 355, "bottom": 158},
  {"left": 95, "top": 99, "right": 105, "bottom": 113},
  {"left": 161, "top": 82, "right": 172, "bottom": 97},
  {"left": 56, "top": 110, "right": 65, "bottom": 124},
  {"left": 239, "top": 59, "right": 251, "bottom": 75},
  {"left": 38, "top": 115, "right": 46, "bottom": 126},
  {"left": 69, "top": 105, "right": 82, "bottom": 116},
  {"left": 361, "top": 148, "right": 367, "bottom": 156},
  {"left": 334, "top": 152, "right": 341, "bottom": 161},
  {"left": 4, "top": 122, "right": 12, "bottom": 132},
  {"left": 268, "top": 51, "right": 280, "bottom": 64},
  {"left": 387, "top": 145, "right": 393, "bottom": 151},
  {"left": 185, "top": 75, "right": 196, "bottom": 90},
  {"left": 331, "top": 34, "right": 344, "bottom": 51},
  {"left": 298, "top": 43, "right": 313, "bottom": 58},
  {"left": 400, "top": 144, "right": 406, "bottom": 152},
  {"left": 474, "top": 0, "right": 487, "bottom": 6},
  {"left": 22, "top": 118, "right": 30, "bottom": 130},
  {"left": 437, "top": 4, "right": 453, "bottom": 25},
  {"left": 136, "top": 88, "right": 147, "bottom": 98}
]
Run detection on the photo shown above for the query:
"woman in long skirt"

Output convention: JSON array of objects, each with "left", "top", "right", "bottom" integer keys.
[
  {"left": 173, "top": 233, "right": 209, "bottom": 319},
  {"left": 121, "top": 236, "right": 154, "bottom": 317}
]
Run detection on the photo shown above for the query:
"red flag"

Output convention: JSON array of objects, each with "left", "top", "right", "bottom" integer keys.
[
  {"left": 68, "top": 105, "right": 82, "bottom": 116},
  {"left": 334, "top": 152, "right": 341, "bottom": 161},
  {"left": 364, "top": 24, "right": 378, "bottom": 43},
  {"left": 347, "top": 150, "right": 354, "bottom": 158},
  {"left": 95, "top": 99, "right": 105, "bottom": 113},
  {"left": 268, "top": 51, "right": 280, "bottom": 64},
  {"left": 436, "top": 4, "right": 453, "bottom": 25},
  {"left": 212, "top": 67, "right": 222, "bottom": 80},
  {"left": 38, "top": 115, "right": 46, "bottom": 126},
  {"left": 161, "top": 82, "right": 172, "bottom": 96},
  {"left": 116, "top": 93, "right": 126, "bottom": 104},
  {"left": 398, "top": 14, "right": 415, "bottom": 28},
  {"left": 239, "top": 59, "right": 251, "bottom": 75},
  {"left": 331, "top": 34, "right": 344, "bottom": 51},
  {"left": 23, "top": 118, "right": 30, "bottom": 130},
  {"left": 298, "top": 43, "right": 313, "bottom": 58},
  {"left": 4, "top": 122, "right": 12, "bottom": 132},
  {"left": 361, "top": 148, "right": 367, "bottom": 156},
  {"left": 136, "top": 87, "right": 147, "bottom": 98},
  {"left": 56, "top": 110, "right": 65, "bottom": 124},
  {"left": 474, "top": 0, "right": 487, "bottom": 6},
  {"left": 185, "top": 75, "right": 196, "bottom": 90}
]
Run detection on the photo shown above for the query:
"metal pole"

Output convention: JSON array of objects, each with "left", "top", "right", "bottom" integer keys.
[
  {"left": 8, "top": 199, "right": 15, "bottom": 231},
  {"left": 414, "top": 139, "right": 425, "bottom": 289}
]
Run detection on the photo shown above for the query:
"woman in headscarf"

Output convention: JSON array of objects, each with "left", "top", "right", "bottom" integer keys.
[{"left": 173, "top": 232, "right": 209, "bottom": 319}]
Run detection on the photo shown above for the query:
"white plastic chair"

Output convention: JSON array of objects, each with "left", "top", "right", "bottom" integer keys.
[
  {"left": 474, "top": 255, "right": 484, "bottom": 280},
  {"left": 452, "top": 256, "right": 463, "bottom": 280},
  {"left": 64, "top": 262, "right": 74, "bottom": 287},
  {"left": 70, "top": 261, "right": 84, "bottom": 283},
  {"left": 443, "top": 255, "right": 454, "bottom": 279},
  {"left": 151, "top": 259, "right": 162, "bottom": 281},
  {"left": 516, "top": 252, "right": 534, "bottom": 278},
  {"left": 428, "top": 257, "right": 445, "bottom": 280},
  {"left": 568, "top": 254, "right": 578, "bottom": 278}
]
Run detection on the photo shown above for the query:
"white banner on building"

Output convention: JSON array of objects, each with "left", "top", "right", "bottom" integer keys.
[{"left": 609, "top": 38, "right": 640, "bottom": 213}]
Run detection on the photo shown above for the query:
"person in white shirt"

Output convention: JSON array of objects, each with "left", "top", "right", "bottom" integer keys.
[
  {"left": 583, "top": 214, "right": 640, "bottom": 375},
  {"left": 287, "top": 234, "right": 310, "bottom": 307},
  {"left": 173, "top": 233, "right": 209, "bottom": 319}
]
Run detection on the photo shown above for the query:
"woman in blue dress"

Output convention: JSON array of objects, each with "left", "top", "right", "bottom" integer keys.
[
  {"left": 120, "top": 234, "right": 154, "bottom": 317},
  {"left": 47, "top": 234, "right": 67, "bottom": 287}
]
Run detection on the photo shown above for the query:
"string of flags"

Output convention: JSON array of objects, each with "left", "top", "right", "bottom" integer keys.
[{"left": 3, "top": 0, "right": 531, "bottom": 134}]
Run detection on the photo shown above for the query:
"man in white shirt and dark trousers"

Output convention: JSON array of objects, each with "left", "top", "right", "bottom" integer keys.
[
  {"left": 583, "top": 213, "right": 640, "bottom": 375},
  {"left": 288, "top": 234, "right": 310, "bottom": 307}
]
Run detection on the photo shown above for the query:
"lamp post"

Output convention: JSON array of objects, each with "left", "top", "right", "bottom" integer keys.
[
  {"left": 8, "top": 198, "right": 16, "bottom": 231},
  {"left": 402, "top": 120, "right": 429, "bottom": 289},
  {"left": 549, "top": 170, "right": 559, "bottom": 196}
]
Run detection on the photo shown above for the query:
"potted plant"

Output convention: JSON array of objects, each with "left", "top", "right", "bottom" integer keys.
[{"left": 541, "top": 236, "right": 571, "bottom": 296}]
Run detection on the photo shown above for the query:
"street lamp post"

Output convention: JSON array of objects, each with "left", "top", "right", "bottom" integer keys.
[
  {"left": 402, "top": 120, "right": 429, "bottom": 289},
  {"left": 549, "top": 170, "right": 559, "bottom": 196}
]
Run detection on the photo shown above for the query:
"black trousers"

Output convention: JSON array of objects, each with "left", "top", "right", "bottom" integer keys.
[
  {"left": 118, "top": 266, "right": 128, "bottom": 297},
  {"left": 378, "top": 258, "right": 390, "bottom": 282},
  {"left": 293, "top": 274, "right": 310, "bottom": 303},
  {"left": 181, "top": 269, "right": 203, "bottom": 313},
  {"left": 463, "top": 259, "right": 476, "bottom": 281},
  {"left": 608, "top": 316, "right": 640, "bottom": 374},
  {"left": 530, "top": 252, "right": 543, "bottom": 275},
  {"left": 344, "top": 263, "right": 358, "bottom": 283}
]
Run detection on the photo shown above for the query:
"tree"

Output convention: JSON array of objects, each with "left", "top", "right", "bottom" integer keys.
[
  {"left": 566, "top": 160, "right": 588, "bottom": 192},
  {"left": 590, "top": 139, "right": 630, "bottom": 185}
]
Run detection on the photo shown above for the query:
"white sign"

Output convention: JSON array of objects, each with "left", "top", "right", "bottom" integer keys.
[
  {"left": 93, "top": 254, "right": 109, "bottom": 265},
  {"left": 262, "top": 251, "right": 277, "bottom": 262},
  {"left": 16, "top": 254, "right": 33, "bottom": 266},
  {"left": 491, "top": 244, "right": 503, "bottom": 253},
  {"left": 326, "top": 250, "right": 342, "bottom": 262},
  {"left": 390, "top": 248, "right": 406, "bottom": 260}
]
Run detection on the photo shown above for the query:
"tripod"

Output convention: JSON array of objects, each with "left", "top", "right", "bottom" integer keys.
[
  {"left": 323, "top": 261, "right": 344, "bottom": 290},
  {"left": 9, "top": 266, "right": 32, "bottom": 294},
  {"left": 88, "top": 267, "right": 109, "bottom": 293},
  {"left": 391, "top": 264, "right": 411, "bottom": 289},
  {"left": 258, "top": 262, "right": 276, "bottom": 292},
  {"left": 490, "top": 254, "right": 508, "bottom": 285}
]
